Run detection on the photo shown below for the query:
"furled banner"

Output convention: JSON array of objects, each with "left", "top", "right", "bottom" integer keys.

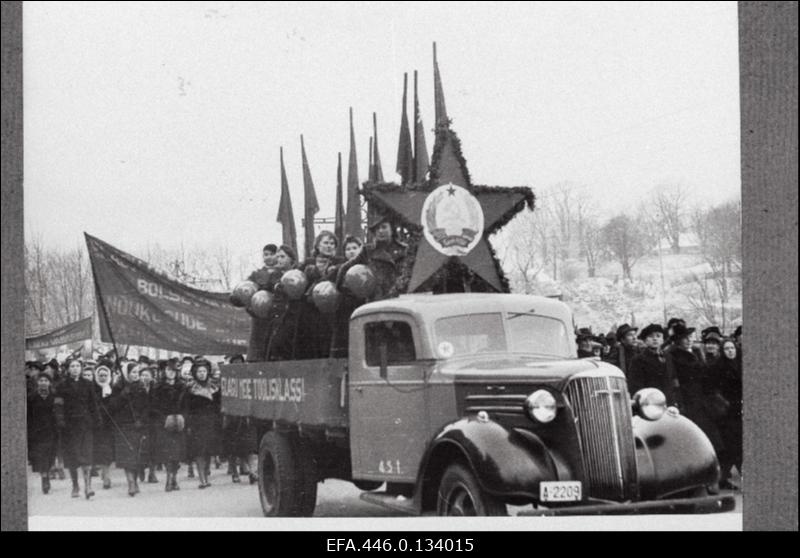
[
  {"left": 85, "top": 233, "right": 249, "bottom": 354},
  {"left": 25, "top": 317, "right": 93, "bottom": 351}
]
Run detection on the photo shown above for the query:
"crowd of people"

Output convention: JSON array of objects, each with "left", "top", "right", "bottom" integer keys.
[
  {"left": 575, "top": 320, "right": 743, "bottom": 491},
  {"left": 25, "top": 354, "right": 256, "bottom": 498}
]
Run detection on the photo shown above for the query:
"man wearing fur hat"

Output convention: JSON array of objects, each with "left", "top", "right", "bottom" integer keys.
[{"left": 627, "top": 324, "right": 679, "bottom": 404}]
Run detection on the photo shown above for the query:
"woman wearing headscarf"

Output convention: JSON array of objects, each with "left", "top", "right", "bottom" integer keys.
[
  {"left": 27, "top": 372, "right": 59, "bottom": 494},
  {"left": 92, "top": 361, "right": 116, "bottom": 490},
  {"left": 708, "top": 338, "right": 743, "bottom": 489},
  {"left": 138, "top": 366, "right": 159, "bottom": 484},
  {"left": 151, "top": 360, "right": 187, "bottom": 492},
  {"left": 54, "top": 357, "right": 100, "bottom": 499},
  {"left": 667, "top": 323, "right": 724, "bottom": 490},
  {"left": 183, "top": 357, "right": 221, "bottom": 489},
  {"left": 108, "top": 365, "right": 151, "bottom": 496}
]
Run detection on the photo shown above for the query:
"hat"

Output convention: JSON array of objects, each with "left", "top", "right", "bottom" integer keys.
[
  {"left": 605, "top": 330, "right": 616, "bottom": 343},
  {"left": 367, "top": 211, "right": 393, "bottom": 231},
  {"left": 138, "top": 355, "right": 152, "bottom": 365},
  {"left": 26, "top": 361, "right": 45, "bottom": 371},
  {"left": 616, "top": 324, "right": 638, "bottom": 341},
  {"left": 576, "top": 327, "right": 593, "bottom": 342},
  {"left": 227, "top": 354, "right": 245, "bottom": 364},
  {"left": 702, "top": 331, "right": 723, "bottom": 344},
  {"left": 667, "top": 318, "right": 686, "bottom": 331},
  {"left": 669, "top": 323, "right": 696, "bottom": 341},
  {"left": 638, "top": 323, "right": 666, "bottom": 340},
  {"left": 701, "top": 326, "right": 722, "bottom": 338}
]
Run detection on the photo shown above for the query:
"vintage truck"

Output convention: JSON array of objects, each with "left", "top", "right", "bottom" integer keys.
[{"left": 220, "top": 292, "right": 735, "bottom": 516}]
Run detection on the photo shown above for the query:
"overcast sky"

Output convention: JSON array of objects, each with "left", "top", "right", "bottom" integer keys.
[{"left": 24, "top": 1, "right": 741, "bottom": 269}]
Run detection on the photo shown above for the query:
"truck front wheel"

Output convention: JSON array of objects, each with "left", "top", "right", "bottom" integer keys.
[
  {"left": 436, "top": 463, "right": 506, "bottom": 516},
  {"left": 258, "top": 431, "right": 299, "bottom": 517}
]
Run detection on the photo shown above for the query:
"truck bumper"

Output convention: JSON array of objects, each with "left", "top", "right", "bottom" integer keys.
[{"left": 517, "top": 494, "right": 736, "bottom": 516}]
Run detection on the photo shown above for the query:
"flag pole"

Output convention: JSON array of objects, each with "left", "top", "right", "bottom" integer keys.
[{"left": 84, "top": 234, "right": 121, "bottom": 370}]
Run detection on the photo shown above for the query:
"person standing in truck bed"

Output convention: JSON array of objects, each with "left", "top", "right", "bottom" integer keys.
[{"left": 246, "top": 244, "right": 281, "bottom": 362}]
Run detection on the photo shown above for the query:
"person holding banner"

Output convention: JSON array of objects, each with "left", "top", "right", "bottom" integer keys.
[
  {"left": 152, "top": 360, "right": 187, "bottom": 492},
  {"left": 108, "top": 367, "right": 151, "bottom": 497},
  {"left": 54, "top": 357, "right": 100, "bottom": 499},
  {"left": 27, "top": 372, "right": 58, "bottom": 495},
  {"left": 92, "top": 361, "right": 116, "bottom": 490},
  {"left": 183, "top": 357, "right": 221, "bottom": 489}
]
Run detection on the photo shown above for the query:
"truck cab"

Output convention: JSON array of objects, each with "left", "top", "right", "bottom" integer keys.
[{"left": 221, "top": 293, "right": 734, "bottom": 516}]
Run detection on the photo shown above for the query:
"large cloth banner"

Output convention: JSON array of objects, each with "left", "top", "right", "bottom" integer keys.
[
  {"left": 85, "top": 233, "right": 249, "bottom": 355},
  {"left": 25, "top": 317, "right": 92, "bottom": 351}
]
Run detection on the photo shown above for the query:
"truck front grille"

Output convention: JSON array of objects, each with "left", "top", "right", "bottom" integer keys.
[{"left": 564, "top": 376, "right": 638, "bottom": 501}]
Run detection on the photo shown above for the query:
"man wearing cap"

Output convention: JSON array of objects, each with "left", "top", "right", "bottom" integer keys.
[
  {"left": 627, "top": 324, "right": 679, "bottom": 404},
  {"left": 245, "top": 244, "right": 282, "bottom": 362},
  {"left": 606, "top": 323, "right": 640, "bottom": 378},
  {"left": 575, "top": 328, "right": 595, "bottom": 359},
  {"left": 338, "top": 213, "right": 407, "bottom": 302}
]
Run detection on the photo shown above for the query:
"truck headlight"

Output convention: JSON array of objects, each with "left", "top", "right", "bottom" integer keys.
[
  {"left": 633, "top": 388, "right": 667, "bottom": 420},
  {"left": 524, "top": 390, "right": 557, "bottom": 423}
]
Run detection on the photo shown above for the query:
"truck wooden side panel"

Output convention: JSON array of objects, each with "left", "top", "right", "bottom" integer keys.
[{"left": 220, "top": 359, "right": 348, "bottom": 429}]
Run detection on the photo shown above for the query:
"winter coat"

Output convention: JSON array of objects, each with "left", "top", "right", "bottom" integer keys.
[
  {"left": 605, "top": 343, "right": 641, "bottom": 378},
  {"left": 339, "top": 239, "right": 407, "bottom": 301},
  {"left": 669, "top": 347, "right": 724, "bottom": 454},
  {"left": 92, "top": 383, "right": 115, "bottom": 466},
  {"left": 627, "top": 348, "right": 679, "bottom": 405},
  {"left": 150, "top": 380, "right": 187, "bottom": 463},
  {"left": 708, "top": 355, "right": 742, "bottom": 468},
  {"left": 27, "top": 391, "right": 58, "bottom": 473},
  {"left": 183, "top": 380, "right": 222, "bottom": 459},
  {"left": 247, "top": 267, "right": 282, "bottom": 362},
  {"left": 108, "top": 381, "right": 151, "bottom": 469},
  {"left": 54, "top": 377, "right": 99, "bottom": 468}
]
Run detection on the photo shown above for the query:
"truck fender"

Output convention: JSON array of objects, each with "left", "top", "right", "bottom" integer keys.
[
  {"left": 416, "top": 417, "right": 560, "bottom": 509},
  {"left": 633, "top": 413, "right": 720, "bottom": 499}
]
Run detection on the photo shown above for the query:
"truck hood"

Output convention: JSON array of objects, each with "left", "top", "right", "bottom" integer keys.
[{"left": 440, "top": 355, "right": 623, "bottom": 384}]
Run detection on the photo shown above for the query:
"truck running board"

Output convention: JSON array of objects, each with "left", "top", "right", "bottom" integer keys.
[{"left": 360, "top": 492, "right": 421, "bottom": 516}]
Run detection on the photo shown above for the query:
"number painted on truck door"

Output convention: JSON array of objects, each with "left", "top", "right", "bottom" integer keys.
[{"left": 378, "top": 460, "right": 402, "bottom": 475}]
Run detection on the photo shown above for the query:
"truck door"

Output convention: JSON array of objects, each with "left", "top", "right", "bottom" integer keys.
[{"left": 349, "top": 314, "right": 427, "bottom": 483}]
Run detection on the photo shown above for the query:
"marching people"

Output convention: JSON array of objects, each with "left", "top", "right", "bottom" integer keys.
[
  {"left": 183, "top": 357, "right": 222, "bottom": 489},
  {"left": 27, "top": 372, "right": 59, "bottom": 495},
  {"left": 139, "top": 366, "right": 159, "bottom": 484},
  {"left": 709, "top": 339, "right": 743, "bottom": 490},
  {"left": 92, "top": 361, "right": 116, "bottom": 490},
  {"left": 54, "top": 357, "right": 100, "bottom": 499},
  {"left": 108, "top": 366, "right": 151, "bottom": 497},
  {"left": 151, "top": 360, "right": 187, "bottom": 492},
  {"left": 627, "top": 324, "right": 679, "bottom": 405},
  {"left": 606, "top": 323, "right": 640, "bottom": 378}
]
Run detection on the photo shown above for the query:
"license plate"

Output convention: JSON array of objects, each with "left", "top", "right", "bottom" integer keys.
[{"left": 540, "top": 481, "right": 582, "bottom": 502}]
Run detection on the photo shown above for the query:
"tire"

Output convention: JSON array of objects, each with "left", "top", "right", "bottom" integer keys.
[
  {"left": 292, "top": 437, "right": 318, "bottom": 517},
  {"left": 353, "top": 480, "right": 383, "bottom": 491},
  {"left": 257, "top": 431, "right": 299, "bottom": 517},
  {"left": 436, "top": 463, "right": 506, "bottom": 516}
]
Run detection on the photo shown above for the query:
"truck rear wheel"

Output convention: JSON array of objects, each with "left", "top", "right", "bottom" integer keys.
[
  {"left": 436, "top": 463, "right": 506, "bottom": 516},
  {"left": 258, "top": 431, "right": 300, "bottom": 517}
]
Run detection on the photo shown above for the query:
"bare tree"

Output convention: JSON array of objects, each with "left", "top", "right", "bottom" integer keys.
[
  {"left": 601, "top": 214, "right": 651, "bottom": 281},
  {"left": 579, "top": 217, "right": 605, "bottom": 278},
  {"left": 646, "top": 184, "right": 688, "bottom": 254},
  {"left": 500, "top": 209, "right": 550, "bottom": 293},
  {"left": 686, "top": 272, "right": 719, "bottom": 326},
  {"left": 690, "top": 200, "right": 742, "bottom": 330}
]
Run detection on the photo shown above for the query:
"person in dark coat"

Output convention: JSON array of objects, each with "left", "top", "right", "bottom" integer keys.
[
  {"left": 183, "top": 358, "right": 221, "bottom": 489},
  {"left": 701, "top": 327, "right": 723, "bottom": 365},
  {"left": 92, "top": 361, "right": 116, "bottom": 489},
  {"left": 575, "top": 328, "right": 595, "bottom": 358},
  {"left": 708, "top": 339, "right": 742, "bottom": 489},
  {"left": 606, "top": 323, "right": 641, "bottom": 378},
  {"left": 108, "top": 371, "right": 151, "bottom": 496},
  {"left": 627, "top": 324, "right": 680, "bottom": 405},
  {"left": 25, "top": 361, "right": 45, "bottom": 396},
  {"left": 54, "top": 358, "right": 100, "bottom": 499},
  {"left": 265, "top": 245, "right": 300, "bottom": 361},
  {"left": 137, "top": 366, "right": 160, "bottom": 484},
  {"left": 246, "top": 243, "right": 280, "bottom": 362},
  {"left": 330, "top": 235, "right": 365, "bottom": 357},
  {"left": 27, "top": 373, "right": 58, "bottom": 494},
  {"left": 337, "top": 213, "right": 407, "bottom": 302},
  {"left": 667, "top": 323, "right": 725, "bottom": 486},
  {"left": 151, "top": 362, "right": 187, "bottom": 492}
]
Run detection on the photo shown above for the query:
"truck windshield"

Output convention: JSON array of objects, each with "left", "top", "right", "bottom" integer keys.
[{"left": 434, "top": 313, "right": 572, "bottom": 359}]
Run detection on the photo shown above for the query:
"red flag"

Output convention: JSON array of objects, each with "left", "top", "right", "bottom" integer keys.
[
  {"left": 395, "top": 73, "right": 413, "bottom": 185},
  {"left": 434, "top": 42, "right": 449, "bottom": 130},
  {"left": 345, "top": 108, "right": 362, "bottom": 238},
  {"left": 334, "top": 152, "right": 345, "bottom": 247},
  {"left": 413, "top": 70, "right": 430, "bottom": 183},
  {"left": 371, "top": 112, "right": 384, "bottom": 182},
  {"left": 300, "top": 135, "right": 320, "bottom": 260},
  {"left": 276, "top": 146, "right": 297, "bottom": 253}
]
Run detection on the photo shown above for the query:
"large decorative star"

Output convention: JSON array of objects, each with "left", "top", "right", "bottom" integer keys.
[{"left": 367, "top": 128, "right": 534, "bottom": 293}]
